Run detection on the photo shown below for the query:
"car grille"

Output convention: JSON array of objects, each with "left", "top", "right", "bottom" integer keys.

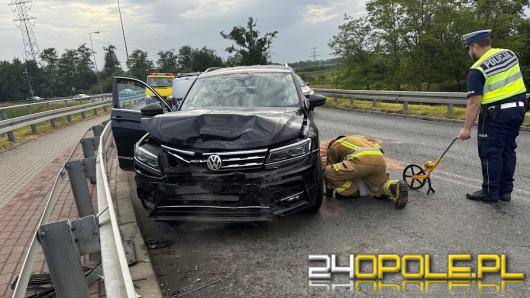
[{"left": 162, "top": 145, "right": 268, "bottom": 171}]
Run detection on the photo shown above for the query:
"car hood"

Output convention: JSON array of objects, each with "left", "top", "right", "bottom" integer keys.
[{"left": 141, "top": 108, "right": 305, "bottom": 150}]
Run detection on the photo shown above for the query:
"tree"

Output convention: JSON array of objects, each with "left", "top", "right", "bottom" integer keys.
[
  {"left": 127, "top": 49, "right": 153, "bottom": 80},
  {"left": 329, "top": 0, "right": 530, "bottom": 91},
  {"left": 177, "top": 45, "right": 193, "bottom": 72},
  {"left": 39, "top": 48, "right": 60, "bottom": 95},
  {"left": 157, "top": 49, "right": 178, "bottom": 73},
  {"left": 103, "top": 45, "right": 122, "bottom": 77},
  {"left": 190, "top": 47, "right": 224, "bottom": 71},
  {"left": 220, "top": 17, "right": 278, "bottom": 65}
]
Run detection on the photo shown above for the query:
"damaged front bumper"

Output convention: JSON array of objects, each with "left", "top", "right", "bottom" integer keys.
[{"left": 134, "top": 152, "right": 320, "bottom": 222}]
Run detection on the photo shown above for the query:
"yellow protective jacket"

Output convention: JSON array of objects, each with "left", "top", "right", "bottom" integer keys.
[
  {"left": 470, "top": 48, "right": 526, "bottom": 104},
  {"left": 327, "top": 135, "right": 385, "bottom": 166}
]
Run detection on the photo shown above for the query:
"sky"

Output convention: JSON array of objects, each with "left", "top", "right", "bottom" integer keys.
[{"left": 1, "top": 0, "right": 368, "bottom": 68}]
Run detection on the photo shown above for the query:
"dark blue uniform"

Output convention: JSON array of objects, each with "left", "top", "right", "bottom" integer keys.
[{"left": 467, "top": 70, "right": 527, "bottom": 197}]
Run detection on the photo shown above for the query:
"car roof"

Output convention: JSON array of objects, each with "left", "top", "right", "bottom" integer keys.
[{"left": 199, "top": 65, "right": 292, "bottom": 78}]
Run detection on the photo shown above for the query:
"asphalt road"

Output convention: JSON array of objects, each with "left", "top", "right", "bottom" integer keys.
[{"left": 131, "top": 107, "right": 530, "bottom": 297}]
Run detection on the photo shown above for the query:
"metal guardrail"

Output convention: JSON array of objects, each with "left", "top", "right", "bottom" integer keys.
[
  {"left": 314, "top": 88, "right": 468, "bottom": 117},
  {"left": 12, "top": 120, "right": 136, "bottom": 297},
  {"left": 96, "top": 121, "right": 136, "bottom": 297},
  {"left": 314, "top": 88, "right": 530, "bottom": 117},
  {"left": 0, "top": 94, "right": 111, "bottom": 141}
]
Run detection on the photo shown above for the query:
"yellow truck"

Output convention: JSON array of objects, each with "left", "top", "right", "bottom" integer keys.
[{"left": 146, "top": 72, "right": 175, "bottom": 101}]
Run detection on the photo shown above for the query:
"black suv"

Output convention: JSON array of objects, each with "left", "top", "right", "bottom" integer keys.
[{"left": 111, "top": 65, "right": 326, "bottom": 222}]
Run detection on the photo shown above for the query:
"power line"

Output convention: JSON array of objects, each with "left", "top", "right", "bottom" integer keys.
[
  {"left": 9, "top": 0, "right": 40, "bottom": 97},
  {"left": 310, "top": 47, "right": 320, "bottom": 62},
  {"left": 9, "top": 0, "right": 40, "bottom": 62}
]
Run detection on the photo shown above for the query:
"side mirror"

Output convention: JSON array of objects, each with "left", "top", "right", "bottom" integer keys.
[
  {"left": 141, "top": 103, "right": 164, "bottom": 117},
  {"left": 308, "top": 94, "right": 326, "bottom": 110}
]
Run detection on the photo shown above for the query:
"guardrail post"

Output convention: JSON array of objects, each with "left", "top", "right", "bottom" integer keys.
[
  {"left": 92, "top": 125, "right": 103, "bottom": 138},
  {"left": 37, "top": 221, "right": 91, "bottom": 298},
  {"left": 332, "top": 96, "right": 337, "bottom": 107},
  {"left": 81, "top": 111, "right": 86, "bottom": 119},
  {"left": 64, "top": 100, "right": 68, "bottom": 107},
  {"left": 30, "top": 124, "right": 38, "bottom": 134},
  {"left": 65, "top": 160, "right": 95, "bottom": 217},
  {"left": 7, "top": 131, "right": 15, "bottom": 142},
  {"left": 0, "top": 111, "right": 5, "bottom": 138},
  {"left": 372, "top": 99, "right": 377, "bottom": 109},
  {"left": 80, "top": 138, "right": 96, "bottom": 158},
  {"left": 66, "top": 115, "right": 72, "bottom": 123},
  {"left": 27, "top": 105, "right": 32, "bottom": 115},
  {"left": 349, "top": 97, "right": 354, "bottom": 110},
  {"left": 93, "top": 108, "right": 98, "bottom": 116},
  {"left": 47, "top": 102, "right": 51, "bottom": 110},
  {"left": 447, "top": 103, "right": 454, "bottom": 118},
  {"left": 50, "top": 118, "right": 56, "bottom": 128},
  {"left": 83, "top": 157, "right": 97, "bottom": 184},
  {"left": 403, "top": 101, "right": 409, "bottom": 114}
]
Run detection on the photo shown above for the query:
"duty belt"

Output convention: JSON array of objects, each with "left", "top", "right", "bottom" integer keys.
[{"left": 483, "top": 101, "right": 526, "bottom": 112}]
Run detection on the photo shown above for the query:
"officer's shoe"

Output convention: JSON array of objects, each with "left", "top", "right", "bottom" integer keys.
[
  {"left": 466, "top": 190, "right": 498, "bottom": 203},
  {"left": 499, "top": 193, "right": 511, "bottom": 202},
  {"left": 390, "top": 180, "right": 408, "bottom": 209},
  {"left": 335, "top": 191, "right": 360, "bottom": 200}
]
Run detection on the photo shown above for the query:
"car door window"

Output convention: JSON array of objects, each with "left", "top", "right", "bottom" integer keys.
[{"left": 117, "top": 80, "right": 164, "bottom": 111}]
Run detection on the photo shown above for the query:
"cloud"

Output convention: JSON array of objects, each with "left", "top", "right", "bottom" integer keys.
[
  {"left": 302, "top": 4, "right": 339, "bottom": 24},
  {"left": 179, "top": 0, "right": 246, "bottom": 19},
  {"left": 0, "top": 0, "right": 368, "bottom": 65}
]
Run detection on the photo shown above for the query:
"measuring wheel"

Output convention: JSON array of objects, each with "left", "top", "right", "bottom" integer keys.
[{"left": 402, "top": 164, "right": 427, "bottom": 190}]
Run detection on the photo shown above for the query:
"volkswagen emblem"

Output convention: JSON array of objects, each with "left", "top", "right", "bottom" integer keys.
[{"left": 206, "top": 154, "right": 223, "bottom": 171}]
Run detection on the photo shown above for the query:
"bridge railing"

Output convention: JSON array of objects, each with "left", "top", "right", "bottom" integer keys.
[
  {"left": 12, "top": 121, "right": 136, "bottom": 298},
  {"left": 0, "top": 94, "right": 111, "bottom": 141}
]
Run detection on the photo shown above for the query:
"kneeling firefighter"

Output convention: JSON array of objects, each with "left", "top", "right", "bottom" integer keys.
[{"left": 324, "top": 135, "right": 408, "bottom": 209}]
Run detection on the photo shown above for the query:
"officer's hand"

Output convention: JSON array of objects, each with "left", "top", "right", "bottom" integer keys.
[{"left": 458, "top": 128, "right": 471, "bottom": 140}]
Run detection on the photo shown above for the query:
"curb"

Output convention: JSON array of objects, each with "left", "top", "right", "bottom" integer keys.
[{"left": 325, "top": 105, "right": 530, "bottom": 132}]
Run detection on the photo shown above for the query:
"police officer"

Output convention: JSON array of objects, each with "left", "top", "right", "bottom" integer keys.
[
  {"left": 324, "top": 135, "right": 408, "bottom": 209},
  {"left": 459, "top": 30, "right": 528, "bottom": 203}
]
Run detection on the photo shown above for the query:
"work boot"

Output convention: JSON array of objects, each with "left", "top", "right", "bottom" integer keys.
[
  {"left": 499, "top": 193, "right": 511, "bottom": 202},
  {"left": 466, "top": 190, "right": 498, "bottom": 203},
  {"left": 390, "top": 180, "right": 408, "bottom": 209},
  {"left": 335, "top": 191, "right": 360, "bottom": 200},
  {"left": 325, "top": 188, "right": 334, "bottom": 199}
]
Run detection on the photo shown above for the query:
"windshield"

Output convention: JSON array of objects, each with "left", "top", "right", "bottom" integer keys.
[
  {"left": 147, "top": 77, "right": 173, "bottom": 87},
  {"left": 180, "top": 72, "right": 300, "bottom": 110}
]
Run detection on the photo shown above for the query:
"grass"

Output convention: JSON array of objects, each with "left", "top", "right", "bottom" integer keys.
[
  {"left": 0, "top": 107, "right": 110, "bottom": 153},
  {"left": 327, "top": 97, "right": 530, "bottom": 126},
  {"left": 1, "top": 99, "right": 95, "bottom": 119}
]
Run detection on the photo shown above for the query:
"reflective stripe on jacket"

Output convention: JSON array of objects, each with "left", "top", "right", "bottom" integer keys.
[{"left": 470, "top": 48, "right": 526, "bottom": 104}]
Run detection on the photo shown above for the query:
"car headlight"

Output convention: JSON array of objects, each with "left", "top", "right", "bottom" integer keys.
[
  {"left": 266, "top": 138, "right": 312, "bottom": 165},
  {"left": 135, "top": 145, "right": 159, "bottom": 169}
]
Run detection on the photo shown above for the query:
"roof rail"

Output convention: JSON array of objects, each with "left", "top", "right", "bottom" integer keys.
[{"left": 204, "top": 67, "right": 222, "bottom": 73}]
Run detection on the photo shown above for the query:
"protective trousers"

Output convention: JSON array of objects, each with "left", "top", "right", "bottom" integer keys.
[
  {"left": 478, "top": 101, "right": 525, "bottom": 197},
  {"left": 324, "top": 158, "right": 392, "bottom": 197}
]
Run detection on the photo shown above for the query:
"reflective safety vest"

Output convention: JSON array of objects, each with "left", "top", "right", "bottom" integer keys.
[
  {"left": 470, "top": 48, "right": 526, "bottom": 104},
  {"left": 335, "top": 138, "right": 384, "bottom": 159}
]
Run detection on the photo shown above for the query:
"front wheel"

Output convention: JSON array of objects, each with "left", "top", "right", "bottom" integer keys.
[{"left": 305, "top": 160, "right": 324, "bottom": 213}]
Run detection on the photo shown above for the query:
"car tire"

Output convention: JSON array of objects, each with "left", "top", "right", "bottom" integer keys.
[{"left": 305, "top": 159, "right": 324, "bottom": 213}]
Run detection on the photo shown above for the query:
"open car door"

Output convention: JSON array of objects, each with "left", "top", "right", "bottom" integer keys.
[{"left": 111, "top": 77, "right": 172, "bottom": 170}]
